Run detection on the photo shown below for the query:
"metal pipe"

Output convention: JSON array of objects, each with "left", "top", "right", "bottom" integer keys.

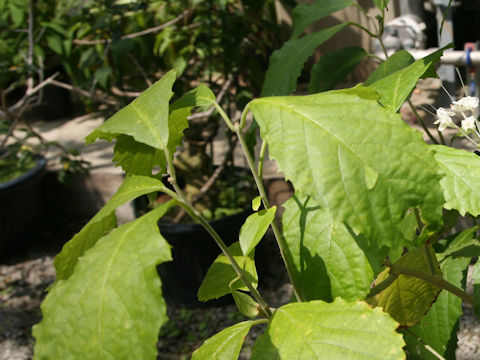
[{"left": 377, "top": 49, "right": 480, "bottom": 66}]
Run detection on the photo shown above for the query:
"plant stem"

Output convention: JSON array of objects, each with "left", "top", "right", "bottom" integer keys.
[
  {"left": 257, "top": 141, "right": 267, "bottom": 180},
  {"left": 403, "top": 328, "right": 446, "bottom": 360},
  {"left": 366, "top": 273, "right": 399, "bottom": 298},
  {"left": 387, "top": 262, "right": 474, "bottom": 306},
  {"left": 422, "top": 244, "right": 437, "bottom": 276},
  {"left": 234, "top": 121, "right": 304, "bottom": 302},
  {"left": 213, "top": 102, "right": 235, "bottom": 131},
  {"left": 163, "top": 147, "right": 273, "bottom": 318},
  {"left": 408, "top": 100, "right": 439, "bottom": 144}
]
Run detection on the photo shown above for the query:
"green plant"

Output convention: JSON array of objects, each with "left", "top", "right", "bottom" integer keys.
[
  {"left": 32, "top": 1, "right": 480, "bottom": 359},
  {"left": 0, "top": 0, "right": 88, "bottom": 183}
]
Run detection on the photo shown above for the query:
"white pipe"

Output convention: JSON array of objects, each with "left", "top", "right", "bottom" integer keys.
[{"left": 377, "top": 48, "right": 480, "bottom": 66}]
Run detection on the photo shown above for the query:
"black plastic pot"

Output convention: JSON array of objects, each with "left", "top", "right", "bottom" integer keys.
[
  {"left": 0, "top": 156, "right": 47, "bottom": 259},
  {"left": 157, "top": 208, "right": 252, "bottom": 308}
]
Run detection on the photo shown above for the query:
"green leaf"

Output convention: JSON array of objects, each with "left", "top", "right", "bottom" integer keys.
[
  {"left": 46, "top": 34, "right": 64, "bottom": 55},
  {"left": 282, "top": 195, "right": 374, "bottom": 301},
  {"left": 434, "top": 145, "right": 480, "bottom": 216},
  {"left": 290, "top": 0, "right": 353, "bottom": 39},
  {"left": 232, "top": 291, "right": 260, "bottom": 319},
  {"left": 192, "top": 321, "right": 255, "bottom": 360},
  {"left": 33, "top": 204, "right": 173, "bottom": 360},
  {"left": 368, "top": 46, "right": 452, "bottom": 111},
  {"left": 434, "top": 226, "right": 480, "bottom": 261},
  {"left": 167, "top": 84, "right": 215, "bottom": 151},
  {"left": 198, "top": 242, "right": 258, "bottom": 301},
  {"left": 367, "top": 247, "right": 442, "bottom": 326},
  {"left": 8, "top": 3, "right": 24, "bottom": 27},
  {"left": 365, "top": 50, "right": 414, "bottom": 86},
  {"left": 373, "top": 0, "right": 390, "bottom": 11},
  {"left": 239, "top": 206, "right": 276, "bottom": 256},
  {"left": 94, "top": 66, "right": 112, "bottom": 89},
  {"left": 261, "top": 23, "right": 348, "bottom": 97},
  {"left": 252, "top": 196, "right": 262, "bottom": 211},
  {"left": 403, "top": 251, "right": 470, "bottom": 359},
  {"left": 113, "top": 135, "right": 166, "bottom": 176},
  {"left": 309, "top": 46, "right": 366, "bottom": 93},
  {"left": 86, "top": 70, "right": 177, "bottom": 150},
  {"left": 54, "top": 175, "right": 167, "bottom": 281},
  {"left": 251, "top": 91, "right": 444, "bottom": 257},
  {"left": 251, "top": 299, "right": 405, "bottom": 359}
]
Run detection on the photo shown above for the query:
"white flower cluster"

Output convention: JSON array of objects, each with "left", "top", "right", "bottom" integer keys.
[{"left": 433, "top": 96, "right": 479, "bottom": 133}]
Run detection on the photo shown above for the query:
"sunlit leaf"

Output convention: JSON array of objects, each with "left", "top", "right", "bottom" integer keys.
[
  {"left": 239, "top": 207, "right": 276, "bottom": 256},
  {"left": 282, "top": 195, "right": 374, "bottom": 301},
  {"left": 54, "top": 175, "right": 167, "bottom": 281},
  {"left": 34, "top": 204, "right": 173, "bottom": 359},
  {"left": 251, "top": 299, "right": 405, "bottom": 359}
]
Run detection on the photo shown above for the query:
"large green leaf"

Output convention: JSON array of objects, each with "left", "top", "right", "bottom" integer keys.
[
  {"left": 261, "top": 23, "right": 348, "bottom": 97},
  {"left": 192, "top": 321, "right": 255, "bottom": 360},
  {"left": 368, "top": 46, "right": 450, "bottom": 111},
  {"left": 251, "top": 299, "right": 405, "bottom": 359},
  {"left": 239, "top": 206, "right": 276, "bottom": 256},
  {"left": 197, "top": 242, "right": 258, "bottom": 301},
  {"left": 404, "top": 253, "right": 469, "bottom": 359},
  {"left": 250, "top": 90, "right": 444, "bottom": 256},
  {"left": 54, "top": 175, "right": 167, "bottom": 281},
  {"left": 33, "top": 203, "right": 173, "bottom": 360},
  {"left": 113, "top": 135, "right": 166, "bottom": 176},
  {"left": 367, "top": 247, "right": 442, "bottom": 326},
  {"left": 86, "top": 70, "right": 177, "bottom": 150},
  {"left": 281, "top": 195, "right": 374, "bottom": 301},
  {"left": 290, "top": 0, "right": 353, "bottom": 39},
  {"left": 309, "top": 46, "right": 366, "bottom": 94},
  {"left": 364, "top": 50, "right": 414, "bottom": 86},
  {"left": 434, "top": 145, "right": 480, "bottom": 216}
]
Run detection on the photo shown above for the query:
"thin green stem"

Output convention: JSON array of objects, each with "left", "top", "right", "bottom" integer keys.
[
  {"left": 214, "top": 101, "right": 235, "bottom": 132},
  {"left": 239, "top": 102, "right": 251, "bottom": 130},
  {"left": 257, "top": 140, "right": 267, "bottom": 180},
  {"left": 387, "top": 263, "right": 474, "bottom": 306},
  {"left": 347, "top": 21, "right": 377, "bottom": 38},
  {"left": 163, "top": 147, "right": 272, "bottom": 318},
  {"left": 366, "top": 273, "right": 399, "bottom": 298},
  {"left": 403, "top": 328, "right": 446, "bottom": 360},
  {"left": 235, "top": 122, "right": 304, "bottom": 302},
  {"left": 408, "top": 100, "right": 439, "bottom": 144},
  {"left": 452, "top": 122, "right": 479, "bottom": 146}
]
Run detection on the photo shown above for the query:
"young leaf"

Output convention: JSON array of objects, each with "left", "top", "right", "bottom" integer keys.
[
  {"left": 290, "top": 0, "right": 354, "bottom": 39},
  {"left": 113, "top": 135, "right": 166, "bottom": 176},
  {"left": 309, "top": 46, "right": 366, "bottom": 94},
  {"left": 364, "top": 50, "right": 414, "bottom": 86},
  {"left": 250, "top": 90, "right": 444, "bottom": 256},
  {"left": 403, "top": 254, "right": 470, "bottom": 359},
  {"left": 281, "top": 195, "right": 374, "bottom": 301},
  {"left": 86, "top": 70, "right": 177, "bottom": 150},
  {"left": 434, "top": 144, "right": 480, "bottom": 216},
  {"left": 239, "top": 206, "right": 276, "bottom": 256},
  {"left": 54, "top": 175, "right": 167, "bottom": 281},
  {"left": 251, "top": 299, "right": 405, "bottom": 359},
  {"left": 33, "top": 203, "right": 174, "bottom": 360},
  {"left": 368, "top": 46, "right": 452, "bottom": 111},
  {"left": 261, "top": 23, "right": 348, "bottom": 97},
  {"left": 197, "top": 242, "right": 258, "bottom": 301},
  {"left": 252, "top": 196, "right": 262, "bottom": 211},
  {"left": 367, "top": 247, "right": 442, "bottom": 326},
  {"left": 232, "top": 291, "right": 260, "bottom": 319},
  {"left": 192, "top": 321, "right": 255, "bottom": 360}
]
